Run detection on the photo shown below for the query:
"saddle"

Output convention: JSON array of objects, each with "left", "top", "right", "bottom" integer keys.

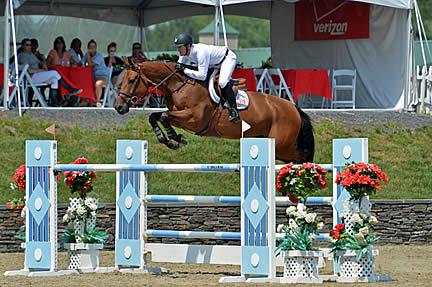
[{"left": 212, "top": 74, "right": 246, "bottom": 98}]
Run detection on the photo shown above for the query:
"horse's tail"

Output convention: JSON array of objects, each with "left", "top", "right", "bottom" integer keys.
[{"left": 295, "top": 106, "right": 315, "bottom": 163}]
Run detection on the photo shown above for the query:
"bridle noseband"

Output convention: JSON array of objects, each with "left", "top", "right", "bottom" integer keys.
[{"left": 118, "top": 62, "right": 188, "bottom": 107}]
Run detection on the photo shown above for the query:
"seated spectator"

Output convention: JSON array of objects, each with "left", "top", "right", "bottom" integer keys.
[
  {"left": 46, "top": 36, "right": 75, "bottom": 66},
  {"left": 104, "top": 42, "right": 124, "bottom": 85},
  {"left": 31, "top": 38, "right": 45, "bottom": 64},
  {"left": 69, "top": 38, "right": 83, "bottom": 66},
  {"left": 127, "top": 42, "right": 147, "bottom": 63},
  {"left": 18, "top": 38, "right": 82, "bottom": 107},
  {"left": 82, "top": 39, "right": 110, "bottom": 108}
]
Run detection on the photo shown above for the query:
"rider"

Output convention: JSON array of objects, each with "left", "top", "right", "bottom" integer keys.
[{"left": 173, "top": 32, "right": 240, "bottom": 123}]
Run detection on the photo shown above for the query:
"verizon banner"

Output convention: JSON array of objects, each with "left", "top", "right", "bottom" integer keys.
[{"left": 295, "top": 0, "right": 370, "bottom": 41}]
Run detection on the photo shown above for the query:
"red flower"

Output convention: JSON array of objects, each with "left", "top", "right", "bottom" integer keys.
[
  {"left": 288, "top": 193, "right": 298, "bottom": 204},
  {"left": 330, "top": 229, "right": 340, "bottom": 239},
  {"left": 335, "top": 224, "right": 345, "bottom": 231}
]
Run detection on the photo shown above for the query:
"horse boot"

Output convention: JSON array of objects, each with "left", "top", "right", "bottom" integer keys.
[
  {"left": 59, "top": 78, "right": 83, "bottom": 96},
  {"left": 221, "top": 82, "right": 241, "bottom": 123}
]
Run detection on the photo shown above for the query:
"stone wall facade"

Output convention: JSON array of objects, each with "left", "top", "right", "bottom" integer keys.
[{"left": 0, "top": 200, "right": 431, "bottom": 252}]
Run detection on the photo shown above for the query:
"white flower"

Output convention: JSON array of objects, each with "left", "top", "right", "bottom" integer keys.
[
  {"left": 308, "top": 234, "right": 317, "bottom": 240},
  {"left": 351, "top": 214, "right": 363, "bottom": 224},
  {"left": 10, "top": 182, "right": 15, "bottom": 190},
  {"left": 84, "top": 197, "right": 94, "bottom": 206},
  {"left": 297, "top": 203, "right": 306, "bottom": 212},
  {"left": 91, "top": 211, "right": 96, "bottom": 217},
  {"left": 296, "top": 210, "right": 306, "bottom": 219},
  {"left": 20, "top": 206, "right": 27, "bottom": 219},
  {"left": 369, "top": 216, "right": 378, "bottom": 224},
  {"left": 63, "top": 214, "right": 70, "bottom": 223},
  {"left": 277, "top": 224, "right": 284, "bottom": 233},
  {"left": 289, "top": 219, "right": 298, "bottom": 232},
  {"left": 289, "top": 178, "right": 296, "bottom": 185},
  {"left": 359, "top": 226, "right": 369, "bottom": 236},
  {"left": 76, "top": 206, "right": 86, "bottom": 216},
  {"left": 89, "top": 203, "right": 97, "bottom": 211},
  {"left": 355, "top": 233, "right": 367, "bottom": 245},
  {"left": 318, "top": 222, "right": 324, "bottom": 230},
  {"left": 286, "top": 206, "right": 296, "bottom": 216},
  {"left": 305, "top": 213, "right": 316, "bottom": 223}
]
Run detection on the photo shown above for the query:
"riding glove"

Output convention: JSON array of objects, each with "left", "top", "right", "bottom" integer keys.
[{"left": 175, "top": 63, "right": 185, "bottom": 72}]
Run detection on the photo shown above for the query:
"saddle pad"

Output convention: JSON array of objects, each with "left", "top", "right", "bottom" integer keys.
[{"left": 208, "top": 69, "right": 249, "bottom": 110}]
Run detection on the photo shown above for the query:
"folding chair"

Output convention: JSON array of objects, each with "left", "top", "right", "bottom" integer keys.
[
  {"left": 9, "top": 64, "right": 48, "bottom": 108},
  {"left": 267, "top": 68, "right": 294, "bottom": 102},
  {"left": 253, "top": 68, "right": 270, "bottom": 93},
  {"left": 331, "top": 69, "right": 356, "bottom": 109},
  {"left": 102, "top": 66, "right": 118, "bottom": 108}
]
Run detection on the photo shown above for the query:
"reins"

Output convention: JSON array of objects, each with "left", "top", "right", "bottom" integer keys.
[{"left": 119, "top": 62, "right": 190, "bottom": 107}]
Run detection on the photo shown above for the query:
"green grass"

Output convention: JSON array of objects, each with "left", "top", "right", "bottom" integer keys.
[{"left": 1, "top": 114, "right": 431, "bottom": 203}]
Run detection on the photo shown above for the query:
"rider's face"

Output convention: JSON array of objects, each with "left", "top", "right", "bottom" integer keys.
[{"left": 177, "top": 45, "right": 188, "bottom": 56}]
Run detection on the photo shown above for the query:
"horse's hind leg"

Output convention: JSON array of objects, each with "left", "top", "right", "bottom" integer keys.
[
  {"left": 149, "top": 113, "right": 180, "bottom": 150},
  {"left": 159, "top": 112, "right": 188, "bottom": 146}
]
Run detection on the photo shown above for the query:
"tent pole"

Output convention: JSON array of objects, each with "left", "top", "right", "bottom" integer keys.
[
  {"left": 3, "top": 0, "right": 10, "bottom": 109},
  {"left": 214, "top": 0, "right": 220, "bottom": 46},
  {"left": 404, "top": 8, "right": 413, "bottom": 111},
  {"left": 9, "top": 0, "right": 21, "bottom": 116},
  {"left": 219, "top": 0, "right": 227, "bottom": 47}
]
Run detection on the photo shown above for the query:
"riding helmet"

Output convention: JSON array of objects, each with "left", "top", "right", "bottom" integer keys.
[{"left": 173, "top": 32, "right": 193, "bottom": 47}]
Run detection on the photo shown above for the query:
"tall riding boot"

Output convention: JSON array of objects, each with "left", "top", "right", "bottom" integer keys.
[
  {"left": 49, "top": 89, "right": 58, "bottom": 107},
  {"left": 221, "top": 82, "right": 241, "bottom": 123},
  {"left": 59, "top": 78, "right": 83, "bottom": 96}
]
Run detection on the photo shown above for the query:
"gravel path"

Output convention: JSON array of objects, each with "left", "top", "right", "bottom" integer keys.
[{"left": 1, "top": 108, "right": 432, "bottom": 131}]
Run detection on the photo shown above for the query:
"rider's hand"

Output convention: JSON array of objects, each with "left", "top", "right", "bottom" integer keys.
[{"left": 175, "top": 63, "right": 185, "bottom": 72}]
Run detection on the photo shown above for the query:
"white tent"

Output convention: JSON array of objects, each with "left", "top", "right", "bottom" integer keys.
[{"left": 1, "top": 0, "right": 414, "bottom": 110}]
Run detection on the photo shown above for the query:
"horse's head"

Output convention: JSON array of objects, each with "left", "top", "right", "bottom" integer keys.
[{"left": 115, "top": 58, "right": 150, "bottom": 114}]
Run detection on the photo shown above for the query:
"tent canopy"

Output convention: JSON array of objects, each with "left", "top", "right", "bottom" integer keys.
[{"left": 1, "top": 0, "right": 412, "bottom": 27}]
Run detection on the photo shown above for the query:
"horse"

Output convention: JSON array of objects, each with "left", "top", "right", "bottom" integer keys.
[{"left": 115, "top": 60, "right": 315, "bottom": 163}]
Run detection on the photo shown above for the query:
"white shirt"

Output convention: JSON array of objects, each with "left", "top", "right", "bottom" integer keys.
[{"left": 178, "top": 43, "right": 228, "bottom": 81}]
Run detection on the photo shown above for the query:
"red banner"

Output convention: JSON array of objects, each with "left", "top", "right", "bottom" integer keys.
[{"left": 295, "top": 0, "right": 370, "bottom": 41}]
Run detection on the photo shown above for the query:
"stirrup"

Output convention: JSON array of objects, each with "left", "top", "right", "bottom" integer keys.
[{"left": 229, "top": 108, "right": 241, "bottom": 123}]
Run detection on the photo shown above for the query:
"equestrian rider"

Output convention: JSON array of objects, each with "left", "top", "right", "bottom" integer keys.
[{"left": 173, "top": 32, "right": 241, "bottom": 123}]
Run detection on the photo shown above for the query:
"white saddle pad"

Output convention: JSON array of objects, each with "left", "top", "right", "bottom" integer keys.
[{"left": 208, "top": 69, "right": 249, "bottom": 110}]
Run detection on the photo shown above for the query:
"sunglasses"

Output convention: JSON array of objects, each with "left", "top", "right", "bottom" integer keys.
[{"left": 133, "top": 46, "right": 141, "bottom": 50}]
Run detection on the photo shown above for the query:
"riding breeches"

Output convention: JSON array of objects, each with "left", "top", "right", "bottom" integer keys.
[
  {"left": 218, "top": 50, "right": 237, "bottom": 89},
  {"left": 31, "top": 70, "right": 61, "bottom": 89}
]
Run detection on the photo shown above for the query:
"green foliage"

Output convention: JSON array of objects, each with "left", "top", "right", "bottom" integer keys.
[
  {"left": 275, "top": 229, "right": 315, "bottom": 255},
  {"left": 144, "top": 15, "right": 270, "bottom": 51},
  {"left": 77, "top": 227, "right": 108, "bottom": 244},
  {"left": 14, "top": 225, "right": 25, "bottom": 241}
]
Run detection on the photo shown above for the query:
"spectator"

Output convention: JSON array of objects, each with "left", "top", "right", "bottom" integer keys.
[
  {"left": 46, "top": 36, "right": 75, "bottom": 66},
  {"left": 82, "top": 39, "right": 110, "bottom": 108},
  {"left": 69, "top": 38, "right": 83, "bottom": 66},
  {"left": 104, "top": 42, "right": 124, "bottom": 85},
  {"left": 30, "top": 38, "right": 45, "bottom": 65},
  {"left": 18, "top": 38, "right": 82, "bottom": 107},
  {"left": 127, "top": 42, "right": 147, "bottom": 63}
]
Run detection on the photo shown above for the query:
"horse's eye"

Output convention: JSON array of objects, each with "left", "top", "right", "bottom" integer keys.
[{"left": 128, "top": 78, "right": 136, "bottom": 85}]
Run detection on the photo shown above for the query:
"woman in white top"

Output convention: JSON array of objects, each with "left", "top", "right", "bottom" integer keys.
[{"left": 173, "top": 32, "right": 240, "bottom": 123}]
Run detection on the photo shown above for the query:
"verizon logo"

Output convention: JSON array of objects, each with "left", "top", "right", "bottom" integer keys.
[{"left": 313, "top": 20, "right": 347, "bottom": 35}]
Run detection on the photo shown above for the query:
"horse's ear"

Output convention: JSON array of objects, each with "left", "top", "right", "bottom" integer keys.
[{"left": 130, "top": 59, "right": 138, "bottom": 70}]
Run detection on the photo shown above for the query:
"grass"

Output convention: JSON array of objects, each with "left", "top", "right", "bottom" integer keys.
[{"left": 1, "top": 114, "right": 431, "bottom": 204}]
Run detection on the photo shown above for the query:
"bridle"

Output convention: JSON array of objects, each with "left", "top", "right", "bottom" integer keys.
[{"left": 118, "top": 62, "right": 189, "bottom": 107}]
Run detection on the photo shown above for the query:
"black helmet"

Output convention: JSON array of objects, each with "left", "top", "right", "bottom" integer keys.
[{"left": 173, "top": 32, "right": 193, "bottom": 47}]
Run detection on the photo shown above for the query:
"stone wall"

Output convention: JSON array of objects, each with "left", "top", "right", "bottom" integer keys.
[{"left": 0, "top": 200, "right": 431, "bottom": 252}]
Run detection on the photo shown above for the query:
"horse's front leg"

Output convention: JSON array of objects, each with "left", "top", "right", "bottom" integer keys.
[
  {"left": 149, "top": 112, "right": 170, "bottom": 147},
  {"left": 159, "top": 112, "right": 188, "bottom": 146}
]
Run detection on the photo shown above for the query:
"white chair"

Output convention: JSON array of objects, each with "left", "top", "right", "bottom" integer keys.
[
  {"left": 331, "top": 69, "right": 356, "bottom": 109},
  {"left": 9, "top": 64, "right": 48, "bottom": 107},
  {"left": 267, "top": 68, "right": 294, "bottom": 102},
  {"left": 102, "top": 66, "right": 118, "bottom": 108},
  {"left": 254, "top": 68, "right": 269, "bottom": 93}
]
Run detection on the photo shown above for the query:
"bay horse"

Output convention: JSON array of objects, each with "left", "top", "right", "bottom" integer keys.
[{"left": 114, "top": 60, "right": 315, "bottom": 163}]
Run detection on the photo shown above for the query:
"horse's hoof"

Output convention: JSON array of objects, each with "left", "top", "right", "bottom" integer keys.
[
  {"left": 157, "top": 135, "right": 168, "bottom": 144},
  {"left": 167, "top": 139, "right": 180, "bottom": 150},
  {"left": 177, "top": 134, "right": 188, "bottom": 145}
]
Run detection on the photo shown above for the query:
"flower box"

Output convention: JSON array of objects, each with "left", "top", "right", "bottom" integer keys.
[
  {"left": 336, "top": 249, "right": 379, "bottom": 283},
  {"left": 64, "top": 243, "right": 103, "bottom": 271},
  {"left": 280, "top": 250, "right": 323, "bottom": 283}
]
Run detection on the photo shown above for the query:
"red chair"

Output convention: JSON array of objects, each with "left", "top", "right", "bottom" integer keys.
[
  {"left": 0, "top": 64, "right": 13, "bottom": 94},
  {"left": 232, "top": 69, "right": 257, "bottom": 91}
]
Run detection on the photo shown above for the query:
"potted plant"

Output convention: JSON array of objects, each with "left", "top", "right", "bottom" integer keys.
[
  {"left": 276, "top": 203, "right": 325, "bottom": 283},
  {"left": 328, "top": 214, "right": 380, "bottom": 282},
  {"left": 335, "top": 162, "right": 388, "bottom": 233},
  {"left": 62, "top": 157, "right": 107, "bottom": 271},
  {"left": 277, "top": 162, "right": 327, "bottom": 204}
]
